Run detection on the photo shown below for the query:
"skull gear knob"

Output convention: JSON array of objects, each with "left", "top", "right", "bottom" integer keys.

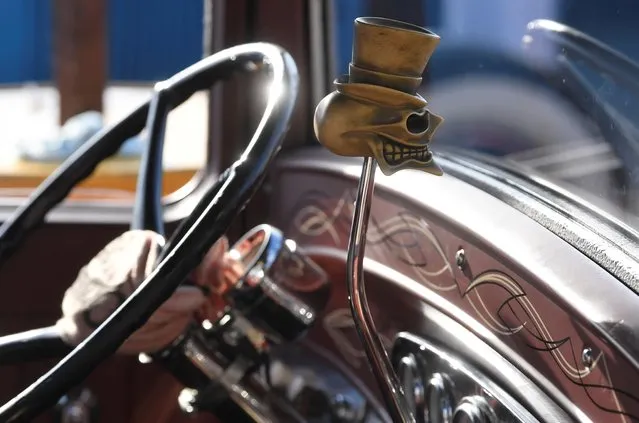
[{"left": 314, "top": 17, "right": 444, "bottom": 176}]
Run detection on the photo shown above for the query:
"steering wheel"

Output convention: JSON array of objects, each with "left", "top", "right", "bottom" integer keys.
[{"left": 0, "top": 42, "right": 298, "bottom": 422}]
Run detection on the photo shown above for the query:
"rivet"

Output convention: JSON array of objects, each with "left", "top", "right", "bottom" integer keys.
[
  {"left": 582, "top": 347, "right": 594, "bottom": 368},
  {"left": 455, "top": 248, "right": 466, "bottom": 268}
]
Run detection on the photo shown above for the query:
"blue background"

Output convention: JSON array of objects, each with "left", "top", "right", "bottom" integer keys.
[{"left": 0, "top": 0, "right": 203, "bottom": 83}]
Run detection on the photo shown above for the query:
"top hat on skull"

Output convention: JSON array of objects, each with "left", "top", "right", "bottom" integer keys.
[{"left": 314, "top": 17, "right": 444, "bottom": 176}]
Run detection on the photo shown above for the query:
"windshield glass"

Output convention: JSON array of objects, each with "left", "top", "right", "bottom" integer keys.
[{"left": 332, "top": 0, "right": 639, "bottom": 229}]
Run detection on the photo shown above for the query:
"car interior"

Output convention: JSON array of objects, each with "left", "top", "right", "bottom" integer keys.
[{"left": 1, "top": 1, "right": 639, "bottom": 422}]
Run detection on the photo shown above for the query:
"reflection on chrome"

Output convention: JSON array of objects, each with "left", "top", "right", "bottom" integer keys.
[
  {"left": 392, "top": 333, "right": 539, "bottom": 423},
  {"left": 224, "top": 224, "right": 331, "bottom": 343},
  {"left": 426, "top": 373, "right": 455, "bottom": 423}
]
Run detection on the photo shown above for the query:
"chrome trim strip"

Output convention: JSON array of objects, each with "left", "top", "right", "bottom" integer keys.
[{"left": 441, "top": 150, "right": 639, "bottom": 289}]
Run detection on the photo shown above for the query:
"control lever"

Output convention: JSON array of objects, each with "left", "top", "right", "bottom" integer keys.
[
  {"left": 224, "top": 224, "right": 331, "bottom": 344},
  {"left": 314, "top": 17, "right": 444, "bottom": 423},
  {"left": 164, "top": 224, "right": 330, "bottom": 421}
]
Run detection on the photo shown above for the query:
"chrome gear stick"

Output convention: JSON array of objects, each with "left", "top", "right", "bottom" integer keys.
[{"left": 313, "top": 17, "right": 443, "bottom": 423}]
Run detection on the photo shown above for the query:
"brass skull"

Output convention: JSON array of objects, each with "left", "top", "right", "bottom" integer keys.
[
  {"left": 313, "top": 17, "right": 444, "bottom": 176},
  {"left": 314, "top": 79, "right": 443, "bottom": 176}
]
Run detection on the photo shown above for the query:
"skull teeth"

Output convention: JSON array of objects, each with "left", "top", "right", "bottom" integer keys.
[{"left": 382, "top": 142, "right": 431, "bottom": 165}]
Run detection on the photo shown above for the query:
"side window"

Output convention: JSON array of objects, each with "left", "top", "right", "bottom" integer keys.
[{"left": 0, "top": 0, "right": 208, "bottom": 202}]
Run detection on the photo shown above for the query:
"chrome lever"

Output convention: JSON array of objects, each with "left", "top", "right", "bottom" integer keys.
[
  {"left": 348, "top": 156, "right": 413, "bottom": 422},
  {"left": 314, "top": 17, "right": 444, "bottom": 423}
]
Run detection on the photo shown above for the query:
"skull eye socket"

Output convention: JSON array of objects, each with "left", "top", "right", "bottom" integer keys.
[{"left": 406, "top": 113, "right": 430, "bottom": 134}]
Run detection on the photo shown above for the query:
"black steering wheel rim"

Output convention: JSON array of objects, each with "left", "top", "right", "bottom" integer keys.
[{"left": 0, "top": 42, "right": 298, "bottom": 422}]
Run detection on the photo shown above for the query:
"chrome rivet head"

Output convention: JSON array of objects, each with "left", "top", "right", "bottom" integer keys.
[
  {"left": 178, "top": 388, "right": 199, "bottom": 415},
  {"left": 455, "top": 248, "right": 466, "bottom": 268},
  {"left": 582, "top": 347, "right": 594, "bottom": 369},
  {"left": 138, "top": 353, "right": 153, "bottom": 364}
]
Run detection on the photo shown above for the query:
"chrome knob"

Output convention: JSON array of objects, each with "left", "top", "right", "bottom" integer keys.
[
  {"left": 395, "top": 353, "right": 426, "bottom": 422},
  {"left": 452, "top": 396, "right": 497, "bottom": 423},
  {"left": 224, "top": 224, "right": 331, "bottom": 343},
  {"left": 426, "top": 373, "right": 455, "bottom": 423}
]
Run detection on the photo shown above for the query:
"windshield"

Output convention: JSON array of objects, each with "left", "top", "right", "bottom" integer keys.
[{"left": 333, "top": 0, "right": 639, "bottom": 230}]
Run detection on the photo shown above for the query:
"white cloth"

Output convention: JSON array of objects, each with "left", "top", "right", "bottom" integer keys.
[{"left": 56, "top": 230, "right": 229, "bottom": 354}]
